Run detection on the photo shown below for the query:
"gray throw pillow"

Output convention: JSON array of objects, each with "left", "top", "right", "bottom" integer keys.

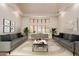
[{"left": 64, "top": 34, "right": 69, "bottom": 40}]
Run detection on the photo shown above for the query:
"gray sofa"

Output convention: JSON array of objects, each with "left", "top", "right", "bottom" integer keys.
[
  {"left": 0, "top": 33, "right": 27, "bottom": 54},
  {"left": 75, "top": 41, "right": 79, "bottom": 55},
  {"left": 54, "top": 33, "right": 79, "bottom": 55}
]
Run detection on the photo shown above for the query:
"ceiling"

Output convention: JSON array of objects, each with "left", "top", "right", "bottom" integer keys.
[{"left": 16, "top": 3, "right": 73, "bottom": 16}]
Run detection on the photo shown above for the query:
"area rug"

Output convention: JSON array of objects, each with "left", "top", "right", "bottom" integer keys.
[{"left": 10, "top": 39, "right": 73, "bottom": 56}]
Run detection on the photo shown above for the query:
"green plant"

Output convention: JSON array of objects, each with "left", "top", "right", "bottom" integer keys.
[
  {"left": 24, "top": 27, "right": 29, "bottom": 35},
  {"left": 52, "top": 28, "right": 57, "bottom": 38}
]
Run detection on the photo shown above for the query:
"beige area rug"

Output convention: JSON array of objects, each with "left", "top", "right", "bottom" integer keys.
[{"left": 10, "top": 39, "right": 73, "bottom": 56}]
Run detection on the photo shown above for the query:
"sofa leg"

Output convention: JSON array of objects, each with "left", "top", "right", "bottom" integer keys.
[
  {"left": 73, "top": 41, "right": 76, "bottom": 56},
  {"left": 9, "top": 51, "right": 11, "bottom": 54}
]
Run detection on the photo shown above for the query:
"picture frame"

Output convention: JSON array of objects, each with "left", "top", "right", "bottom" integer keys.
[{"left": 3, "top": 19, "right": 10, "bottom": 33}]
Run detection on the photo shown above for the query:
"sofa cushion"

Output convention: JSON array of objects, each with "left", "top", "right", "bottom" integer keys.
[
  {"left": 9, "top": 34, "right": 17, "bottom": 40},
  {"left": 59, "top": 33, "right": 64, "bottom": 38},
  {"left": 16, "top": 33, "right": 23, "bottom": 38},
  {"left": 69, "top": 34, "right": 79, "bottom": 42},
  {"left": 60, "top": 39, "right": 73, "bottom": 47},
  {"left": 54, "top": 35, "right": 60, "bottom": 37},
  {"left": 9, "top": 34, "right": 14, "bottom": 40},
  {"left": 0, "top": 35, "right": 11, "bottom": 41},
  {"left": 11, "top": 38, "right": 21, "bottom": 46},
  {"left": 13, "top": 34, "right": 17, "bottom": 39}
]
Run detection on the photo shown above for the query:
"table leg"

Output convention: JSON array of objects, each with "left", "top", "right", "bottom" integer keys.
[
  {"left": 32, "top": 45, "right": 34, "bottom": 52},
  {"left": 46, "top": 45, "right": 48, "bottom": 52}
]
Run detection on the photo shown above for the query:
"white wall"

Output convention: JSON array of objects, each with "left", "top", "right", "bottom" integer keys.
[
  {"left": 21, "top": 16, "right": 29, "bottom": 33},
  {"left": 0, "top": 4, "right": 22, "bottom": 35},
  {"left": 49, "top": 16, "right": 58, "bottom": 29},
  {"left": 49, "top": 16, "right": 58, "bottom": 38},
  {"left": 58, "top": 4, "right": 79, "bottom": 34}
]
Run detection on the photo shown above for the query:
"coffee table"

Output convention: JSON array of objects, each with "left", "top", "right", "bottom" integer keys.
[{"left": 32, "top": 43, "right": 48, "bottom": 52}]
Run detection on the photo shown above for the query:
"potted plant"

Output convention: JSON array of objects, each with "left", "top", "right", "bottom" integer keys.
[
  {"left": 24, "top": 27, "right": 29, "bottom": 36},
  {"left": 52, "top": 28, "right": 57, "bottom": 38}
]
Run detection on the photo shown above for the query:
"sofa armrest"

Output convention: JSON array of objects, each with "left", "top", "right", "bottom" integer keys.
[{"left": 0, "top": 42, "right": 11, "bottom": 51}]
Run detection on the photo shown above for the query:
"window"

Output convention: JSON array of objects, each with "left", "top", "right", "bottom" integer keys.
[
  {"left": 33, "top": 19, "right": 34, "bottom": 23},
  {"left": 45, "top": 19, "right": 46, "bottom": 23},
  {"left": 41, "top": 19, "right": 42, "bottom": 23},
  {"left": 35, "top": 25, "right": 37, "bottom": 33},
  {"left": 29, "top": 25, "right": 33, "bottom": 33},
  {"left": 42, "top": 26, "right": 45, "bottom": 33},
  {"left": 33, "top": 25, "right": 35, "bottom": 33},
  {"left": 37, "top": 19, "right": 38, "bottom": 23},
  {"left": 38, "top": 25, "right": 41, "bottom": 33},
  {"left": 3, "top": 19, "right": 15, "bottom": 33},
  {"left": 29, "top": 16, "right": 50, "bottom": 34},
  {"left": 11, "top": 21, "right": 15, "bottom": 32}
]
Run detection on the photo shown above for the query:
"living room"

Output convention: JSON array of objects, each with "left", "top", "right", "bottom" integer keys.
[{"left": 0, "top": 2, "right": 79, "bottom": 57}]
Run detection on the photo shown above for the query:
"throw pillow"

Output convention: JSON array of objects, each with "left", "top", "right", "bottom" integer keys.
[
  {"left": 59, "top": 33, "right": 64, "bottom": 38},
  {"left": 64, "top": 34, "right": 69, "bottom": 40}
]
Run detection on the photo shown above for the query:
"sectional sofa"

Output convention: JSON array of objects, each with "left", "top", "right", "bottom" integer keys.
[
  {"left": 54, "top": 33, "right": 79, "bottom": 56},
  {"left": 0, "top": 33, "right": 27, "bottom": 54}
]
